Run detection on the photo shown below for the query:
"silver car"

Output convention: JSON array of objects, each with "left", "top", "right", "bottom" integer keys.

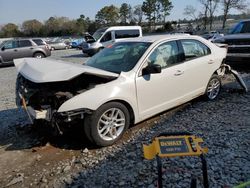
[{"left": 0, "top": 38, "right": 51, "bottom": 65}]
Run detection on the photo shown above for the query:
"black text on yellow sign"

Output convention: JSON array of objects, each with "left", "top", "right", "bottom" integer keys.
[{"left": 143, "top": 135, "right": 208, "bottom": 160}]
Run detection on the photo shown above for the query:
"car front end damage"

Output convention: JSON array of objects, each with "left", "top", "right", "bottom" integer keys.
[{"left": 16, "top": 71, "right": 116, "bottom": 134}]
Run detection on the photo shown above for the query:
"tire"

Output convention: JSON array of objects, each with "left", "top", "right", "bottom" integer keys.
[
  {"left": 205, "top": 74, "right": 221, "bottom": 100},
  {"left": 34, "top": 52, "right": 45, "bottom": 58},
  {"left": 84, "top": 102, "right": 130, "bottom": 146}
]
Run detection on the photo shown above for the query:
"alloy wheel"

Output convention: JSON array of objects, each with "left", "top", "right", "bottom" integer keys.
[
  {"left": 97, "top": 108, "right": 126, "bottom": 141},
  {"left": 207, "top": 78, "right": 221, "bottom": 100}
]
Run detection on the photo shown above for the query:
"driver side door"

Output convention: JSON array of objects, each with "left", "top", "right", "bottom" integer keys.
[
  {"left": 136, "top": 40, "right": 187, "bottom": 120},
  {"left": 0, "top": 40, "right": 18, "bottom": 63},
  {"left": 100, "top": 31, "right": 113, "bottom": 47}
]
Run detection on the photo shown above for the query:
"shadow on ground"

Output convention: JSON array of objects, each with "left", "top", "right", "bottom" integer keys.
[{"left": 0, "top": 108, "right": 96, "bottom": 151}]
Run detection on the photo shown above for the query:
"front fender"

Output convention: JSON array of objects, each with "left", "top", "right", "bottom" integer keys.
[{"left": 57, "top": 78, "right": 138, "bottom": 119}]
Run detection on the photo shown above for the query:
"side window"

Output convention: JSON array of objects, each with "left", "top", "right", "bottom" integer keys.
[
  {"left": 32, "top": 39, "right": 46, "bottom": 46},
  {"left": 180, "top": 39, "right": 211, "bottom": 61},
  {"left": 115, "top": 30, "right": 140, "bottom": 39},
  {"left": 147, "top": 41, "right": 179, "bottom": 69},
  {"left": 232, "top": 23, "right": 243, "bottom": 34},
  {"left": 240, "top": 22, "right": 250, "bottom": 33},
  {"left": 19, "top": 40, "right": 32, "bottom": 47},
  {"left": 100, "top": 31, "right": 112, "bottom": 42},
  {"left": 3, "top": 40, "right": 18, "bottom": 49}
]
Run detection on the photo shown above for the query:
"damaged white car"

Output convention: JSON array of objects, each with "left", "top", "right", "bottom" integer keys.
[{"left": 15, "top": 35, "right": 246, "bottom": 146}]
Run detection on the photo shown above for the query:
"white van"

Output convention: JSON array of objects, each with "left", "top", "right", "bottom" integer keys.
[{"left": 82, "top": 26, "right": 142, "bottom": 56}]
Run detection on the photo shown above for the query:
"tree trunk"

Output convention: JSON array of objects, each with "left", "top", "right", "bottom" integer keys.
[{"left": 222, "top": 3, "right": 229, "bottom": 29}]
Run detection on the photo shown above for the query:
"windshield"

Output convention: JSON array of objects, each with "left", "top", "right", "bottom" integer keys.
[
  {"left": 86, "top": 42, "right": 151, "bottom": 73},
  {"left": 93, "top": 28, "right": 107, "bottom": 40}
]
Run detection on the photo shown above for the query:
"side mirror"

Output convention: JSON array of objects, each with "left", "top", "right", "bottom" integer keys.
[
  {"left": 142, "top": 64, "right": 162, "bottom": 75},
  {"left": 1, "top": 46, "right": 5, "bottom": 51}
]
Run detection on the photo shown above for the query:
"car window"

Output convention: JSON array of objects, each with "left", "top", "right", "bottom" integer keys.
[
  {"left": 3, "top": 40, "right": 18, "bottom": 49},
  {"left": 180, "top": 39, "right": 211, "bottom": 61},
  {"left": 19, "top": 40, "right": 32, "bottom": 47},
  {"left": 240, "top": 21, "right": 250, "bottom": 33},
  {"left": 230, "top": 21, "right": 250, "bottom": 34},
  {"left": 86, "top": 42, "right": 151, "bottom": 73},
  {"left": 100, "top": 31, "right": 112, "bottom": 42},
  {"left": 147, "top": 41, "right": 179, "bottom": 69},
  {"left": 93, "top": 28, "right": 107, "bottom": 40},
  {"left": 32, "top": 39, "right": 46, "bottom": 46},
  {"left": 115, "top": 30, "right": 140, "bottom": 39}
]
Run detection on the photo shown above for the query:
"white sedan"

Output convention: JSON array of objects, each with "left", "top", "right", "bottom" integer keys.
[{"left": 15, "top": 35, "right": 227, "bottom": 146}]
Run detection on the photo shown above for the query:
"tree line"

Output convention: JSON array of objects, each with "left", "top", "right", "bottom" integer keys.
[
  {"left": 184, "top": 0, "right": 247, "bottom": 30},
  {"left": 0, "top": 0, "right": 173, "bottom": 38},
  {"left": 0, "top": 0, "right": 248, "bottom": 38}
]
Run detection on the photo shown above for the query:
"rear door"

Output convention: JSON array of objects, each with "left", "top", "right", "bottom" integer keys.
[
  {"left": 100, "top": 31, "right": 113, "bottom": 47},
  {"left": 16, "top": 40, "right": 34, "bottom": 58},
  {"left": 177, "top": 39, "right": 214, "bottom": 97}
]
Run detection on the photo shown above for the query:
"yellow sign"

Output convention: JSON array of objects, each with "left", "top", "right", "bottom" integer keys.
[{"left": 143, "top": 135, "right": 208, "bottom": 160}]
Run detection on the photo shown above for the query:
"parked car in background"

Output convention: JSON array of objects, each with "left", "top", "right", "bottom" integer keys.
[
  {"left": 71, "top": 38, "right": 85, "bottom": 49},
  {"left": 15, "top": 35, "right": 228, "bottom": 146},
  {"left": 32, "top": 38, "right": 52, "bottom": 50},
  {"left": 0, "top": 38, "right": 51, "bottom": 65},
  {"left": 212, "top": 20, "right": 250, "bottom": 62},
  {"left": 82, "top": 26, "right": 142, "bottom": 56},
  {"left": 71, "top": 34, "right": 94, "bottom": 49},
  {"left": 201, "top": 31, "right": 224, "bottom": 41},
  {"left": 47, "top": 40, "right": 70, "bottom": 50}
]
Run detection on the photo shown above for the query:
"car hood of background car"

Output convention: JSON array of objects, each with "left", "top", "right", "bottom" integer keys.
[
  {"left": 14, "top": 58, "right": 119, "bottom": 83},
  {"left": 222, "top": 33, "right": 250, "bottom": 40}
]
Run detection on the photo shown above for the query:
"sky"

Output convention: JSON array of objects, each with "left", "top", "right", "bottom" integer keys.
[{"left": 0, "top": 0, "right": 248, "bottom": 25}]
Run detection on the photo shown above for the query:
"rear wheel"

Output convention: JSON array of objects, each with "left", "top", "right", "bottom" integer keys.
[
  {"left": 205, "top": 74, "right": 221, "bottom": 100},
  {"left": 84, "top": 102, "right": 130, "bottom": 146},
  {"left": 34, "top": 52, "right": 45, "bottom": 58}
]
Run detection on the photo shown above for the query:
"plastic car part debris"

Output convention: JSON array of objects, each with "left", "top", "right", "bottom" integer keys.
[{"left": 219, "top": 64, "right": 248, "bottom": 92}]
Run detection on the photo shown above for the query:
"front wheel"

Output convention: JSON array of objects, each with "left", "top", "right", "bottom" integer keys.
[
  {"left": 84, "top": 102, "right": 130, "bottom": 146},
  {"left": 205, "top": 74, "right": 221, "bottom": 100},
  {"left": 34, "top": 52, "right": 45, "bottom": 58}
]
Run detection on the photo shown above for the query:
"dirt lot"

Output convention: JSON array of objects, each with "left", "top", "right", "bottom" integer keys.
[{"left": 0, "top": 49, "right": 249, "bottom": 188}]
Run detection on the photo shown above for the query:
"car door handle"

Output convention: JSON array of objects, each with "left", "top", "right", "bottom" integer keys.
[
  {"left": 208, "top": 60, "right": 214, "bottom": 64},
  {"left": 30, "top": 47, "right": 34, "bottom": 50},
  {"left": 174, "top": 70, "right": 184, "bottom": 76},
  {"left": 14, "top": 49, "right": 18, "bottom": 52}
]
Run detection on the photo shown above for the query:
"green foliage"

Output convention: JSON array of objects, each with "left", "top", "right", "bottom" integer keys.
[
  {"left": 133, "top": 5, "right": 143, "bottom": 25},
  {"left": 142, "top": 0, "right": 173, "bottom": 31},
  {"left": 22, "top": 19, "right": 43, "bottom": 36},
  {"left": 164, "top": 21, "right": 174, "bottom": 31},
  {"left": 120, "top": 3, "right": 132, "bottom": 24},
  {"left": 95, "top": 5, "right": 119, "bottom": 26},
  {"left": 0, "top": 1, "right": 174, "bottom": 37},
  {"left": 1, "top": 23, "right": 20, "bottom": 37}
]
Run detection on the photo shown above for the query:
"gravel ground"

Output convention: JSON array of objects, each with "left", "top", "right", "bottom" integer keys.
[{"left": 0, "top": 49, "right": 249, "bottom": 188}]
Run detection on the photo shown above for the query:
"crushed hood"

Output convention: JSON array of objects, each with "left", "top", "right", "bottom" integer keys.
[{"left": 14, "top": 58, "right": 119, "bottom": 83}]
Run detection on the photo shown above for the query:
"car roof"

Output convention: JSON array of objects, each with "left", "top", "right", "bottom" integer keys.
[{"left": 118, "top": 34, "right": 200, "bottom": 43}]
